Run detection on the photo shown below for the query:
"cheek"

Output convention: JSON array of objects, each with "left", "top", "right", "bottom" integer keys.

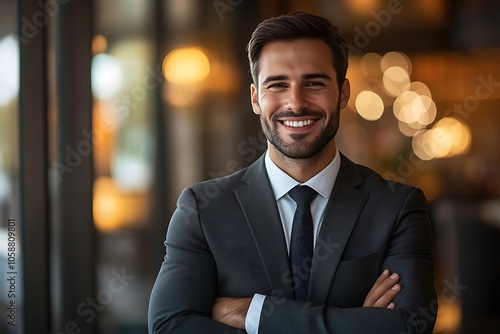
[
  {"left": 259, "top": 96, "right": 280, "bottom": 114},
  {"left": 312, "top": 96, "right": 337, "bottom": 112}
]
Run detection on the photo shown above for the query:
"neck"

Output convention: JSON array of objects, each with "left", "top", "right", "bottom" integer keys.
[{"left": 268, "top": 140, "right": 337, "bottom": 183}]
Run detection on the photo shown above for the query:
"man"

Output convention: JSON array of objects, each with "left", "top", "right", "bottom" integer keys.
[{"left": 149, "top": 12, "right": 436, "bottom": 333}]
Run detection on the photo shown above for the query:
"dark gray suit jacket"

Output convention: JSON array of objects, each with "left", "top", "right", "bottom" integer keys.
[{"left": 148, "top": 153, "right": 436, "bottom": 333}]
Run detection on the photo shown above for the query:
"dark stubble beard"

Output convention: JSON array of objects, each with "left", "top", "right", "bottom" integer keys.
[{"left": 260, "top": 100, "right": 340, "bottom": 159}]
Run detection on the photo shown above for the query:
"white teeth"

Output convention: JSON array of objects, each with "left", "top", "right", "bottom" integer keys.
[{"left": 283, "top": 119, "right": 314, "bottom": 127}]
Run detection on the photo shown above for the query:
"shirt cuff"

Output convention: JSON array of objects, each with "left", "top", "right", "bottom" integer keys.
[{"left": 245, "top": 293, "right": 266, "bottom": 334}]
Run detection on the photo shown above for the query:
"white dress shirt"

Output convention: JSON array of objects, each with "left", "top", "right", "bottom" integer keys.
[{"left": 245, "top": 150, "right": 341, "bottom": 333}]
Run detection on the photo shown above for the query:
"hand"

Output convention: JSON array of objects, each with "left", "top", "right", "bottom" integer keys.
[
  {"left": 212, "top": 297, "right": 252, "bottom": 329},
  {"left": 363, "top": 269, "right": 401, "bottom": 309}
]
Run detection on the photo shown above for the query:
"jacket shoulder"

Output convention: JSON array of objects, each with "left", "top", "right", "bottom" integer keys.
[{"left": 353, "top": 160, "right": 424, "bottom": 198}]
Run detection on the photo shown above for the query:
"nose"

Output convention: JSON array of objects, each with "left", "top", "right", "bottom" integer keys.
[{"left": 285, "top": 85, "right": 309, "bottom": 112}]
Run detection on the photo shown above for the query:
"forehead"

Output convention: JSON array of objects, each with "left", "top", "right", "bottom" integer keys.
[{"left": 257, "top": 39, "right": 336, "bottom": 79}]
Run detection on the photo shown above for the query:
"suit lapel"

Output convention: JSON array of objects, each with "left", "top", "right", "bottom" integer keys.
[
  {"left": 308, "top": 154, "right": 369, "bottom": 304},
  {"left": 234, "top": 156, "right": 295, "bottom": 299}
]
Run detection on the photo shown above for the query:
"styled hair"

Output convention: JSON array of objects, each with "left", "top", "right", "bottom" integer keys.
[{"left": 246, "top": 12, "right": 349, "bottom": 89}]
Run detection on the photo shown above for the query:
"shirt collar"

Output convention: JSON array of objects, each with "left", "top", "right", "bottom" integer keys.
[{"left": 264, "top": 149, "right": 341, "bottom": 200}]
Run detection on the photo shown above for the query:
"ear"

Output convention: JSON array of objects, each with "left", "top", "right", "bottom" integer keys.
[
  {"left": 339, "top": 78, "right": 350, "bottom": 110},
  {"left": 250, "top": 84, "right": 261, "bottom": 115}
]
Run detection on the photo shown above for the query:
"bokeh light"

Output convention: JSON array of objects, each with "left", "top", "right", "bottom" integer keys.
[
  {"left": 92, "top": 34, "right": 108, "bottom": 54},
  {"left": 91, "top": 53, "right": 123, "bottom": 100},
  {"left": 381, "top": 51, "right": 412, "bottom": 74},
  {"left": 355, "top": 90, "right": 384, "bottom": 121},
  {"left": 412, "top": 117, "right": 472, "bottom": 160},
  {"left": 415, "top": 95, "right": 437, "bottom": 126},
  {"left": 163, "top": 46, "right": 210, "bottom": 85},
  {"left": 393, "top": 91, "right": 423, "bottom": 123},
  {"left": 360, "top": 52, "right": 383, "bottom": 80},
  {"left": 0, "top": 35, "right": 20, "bottom": 106},
  {"left": 409, "top": 81, "right": 432, "bottom": 98},
  {"left": 93, "top": 177, "right": 122, "bottom": 232},
  {"left": 398, "top": 120, "right": 422, "bottom": 137},
  {"left": 382, "top": 66, "right": 411, "bottom": 97}
]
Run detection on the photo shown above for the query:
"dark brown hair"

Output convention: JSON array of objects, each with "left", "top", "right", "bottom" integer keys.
[{"left": 247, "top": 12, "right": 349, "bottom": 89}]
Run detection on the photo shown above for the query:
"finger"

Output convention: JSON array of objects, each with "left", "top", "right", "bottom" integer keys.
[
  {"left": 373, "top": 269, "right": 390, "bottom": 287},
  {"left": 372, "top": 282, "right": 400, "bottom": 308},
  {"left": 371, "top": 272, "right": 400, "bottom": 305},
  {"left": 364, "top": 272, "right": 400, "bottom": 307},
  {"left": 363, "top": 269, "right": 390, "bottom": 306},
  {"left": 387, "top": 302, "right": 396, "bottom": 309}
]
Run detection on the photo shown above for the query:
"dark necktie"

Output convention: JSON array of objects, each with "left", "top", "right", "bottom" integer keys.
[{"left": 288, "top": 185, "right": 317, "bottom": 301}]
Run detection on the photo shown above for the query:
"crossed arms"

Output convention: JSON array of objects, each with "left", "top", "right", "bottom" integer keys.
[
  {"left": 212, "top": 268, "right": 402, "bottom": 329},
  {"left": 148, "top": 186, "right": 437, "bottom": 333}
]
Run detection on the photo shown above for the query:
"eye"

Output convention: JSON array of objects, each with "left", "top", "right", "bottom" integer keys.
[
  {"left": 305, "top": 81, "right": 325, "bottom": 87},
  {"left": 268, "top": 83, "right": 286, "bottom": 89}
]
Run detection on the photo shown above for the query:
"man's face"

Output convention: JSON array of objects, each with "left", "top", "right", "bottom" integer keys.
[{"left": 251, "top": 39, "right": 350, "bottom": 160}]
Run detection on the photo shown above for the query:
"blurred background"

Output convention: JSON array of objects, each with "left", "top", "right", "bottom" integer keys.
[{"left": 1, "top": 0, "right": 499, "bottom": 333}]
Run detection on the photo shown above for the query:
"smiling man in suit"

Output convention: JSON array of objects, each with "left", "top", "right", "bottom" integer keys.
[{"left": 148, "top": 12, "right": 436, "bottom": 334}]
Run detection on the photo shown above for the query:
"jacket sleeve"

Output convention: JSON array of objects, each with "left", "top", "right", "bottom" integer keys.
[
  {"left": 148, "top": 188, "right": 246, "bottom": 334},
  {"left": 258, "top": 188, "right": 437, "bottom": 334}
]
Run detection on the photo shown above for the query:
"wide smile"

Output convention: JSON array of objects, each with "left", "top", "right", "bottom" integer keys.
[
  {"left": 283, "top": 119, "right": 315, "bottom": 128},
  {"left": 279, "top": 118, "right": 319, "bottom": 131}
]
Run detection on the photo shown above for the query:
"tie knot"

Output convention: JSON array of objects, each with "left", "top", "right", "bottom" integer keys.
[{"left": 289, "top": 185, "right": 317, "bottom": 206}]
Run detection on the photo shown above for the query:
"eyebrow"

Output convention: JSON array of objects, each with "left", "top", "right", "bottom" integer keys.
[
  {"left": 261, "top": 73, "right": 333, "bottom": 85},
  {"left": 261, "top": 75, "right": 288, "bottom": 85}
]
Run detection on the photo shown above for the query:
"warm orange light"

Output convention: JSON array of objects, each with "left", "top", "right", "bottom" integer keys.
[
  {"left": 347, "top": 0, "right": 382, "bottom": 15},
  {"left": 383, "top": 66, "right": 410, "bottom": 97},
  {"left": 164, "top": 84, "right": 199, "bottom": 108},
  {"left": 393, "top": 91, "right": 437, "bottom": 127},
  {"left": 412, "top": 130, "right": 437, "bottom": 161},
  {"left": 434, "top": 300, "right": 461, "bottom": 333},
  {"left": 412, "top": 117, "right": 472, "bottom": 160},
  {"left": 398, "top": 120, "right": 422, "bottom": 137},
  {"left": 93, "top": 177, "right": 123, "bottom": 232},
  {"left": 433, "top": 117, "right": 472, "bottom": 157},
  {"left": 360, "top": 53, "right": 383, "bottom": 79},
  {"left": 381, "top": 52, "right": 412, "bottom": 74},
  {"left": 163, "top": 46, "right": 210, "bottom": 84},
  {"left": 92, "top": 34, "right": 108, "bottom": 54},
  {"left": 92, "top": 176, "right": 150, "bottom": 232},
  {"left": 355, "top": 90, "right": 384, "bottom": 121},
  {"left": 409, "top": 81, "right": 432, "bottom": 98},
  {"left": 415, "top": 96, "right": 437, "bottom": 126},
  {"left": 393, "top": 91, "right": 422, "bottom": 123}
]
